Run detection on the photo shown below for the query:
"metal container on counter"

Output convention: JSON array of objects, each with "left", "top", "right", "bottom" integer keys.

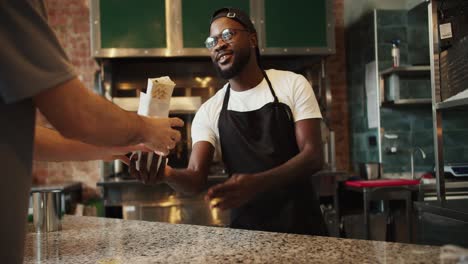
[
  {"left": 359, "top": 162, "right": 382, "bottom": 180},
  {"left": 31, "top": 190, "right": 62, "bottom": 233}
]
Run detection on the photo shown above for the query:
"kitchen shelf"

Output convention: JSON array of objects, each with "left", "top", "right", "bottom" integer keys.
[
  {"left": 436, "top": 92, "right": 468, "bottom": 110},
  {"left": 379, "top": 66, "right": 432, "bottom": 105},
  {"left": 380, "top": 66, "right": 431, "bottom": 77},
  {"left": 382, "top": 98, "right": 432, "bottom": 106}
]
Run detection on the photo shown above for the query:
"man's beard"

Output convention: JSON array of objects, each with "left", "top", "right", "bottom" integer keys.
[{"left": 214, "top": 48, "right": 251, "bottom": 80}]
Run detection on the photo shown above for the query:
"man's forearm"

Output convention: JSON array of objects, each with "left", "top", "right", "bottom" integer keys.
[
  {"left": 164, "top": 141, "right": 214, "bottom": 194},
  {"left": 255, "top": 146, "right": 323, "bottom": 193},
  {"left": 34, "top": 125, "right": 110, "bottom": 161},
  {"left": 34, "top": 78, "right": 145, "bottom": 147}
]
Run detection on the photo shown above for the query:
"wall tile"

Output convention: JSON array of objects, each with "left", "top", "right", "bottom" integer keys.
[
  {"left": 377, "top": 10, "right": 407, "bottom": 26},
  {"left": 378, "top": 26, "right": 408, "bottom": 44},
  {"left": 443, "top": 110, "right": 468, "bottom": 130},
  {"left": 400, "top": 79, "right": 431, "bottom": 99}
]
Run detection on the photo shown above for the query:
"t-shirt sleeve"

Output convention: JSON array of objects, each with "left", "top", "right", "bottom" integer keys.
[
  {"left": 191, "top": 103, "right": 218, "bottom": 148},
  {"left": 291, "top": 74, "right": 323, "bottom": 121},
  {"left": 0, "top": 1, "right": 76, "bottom": 104}
]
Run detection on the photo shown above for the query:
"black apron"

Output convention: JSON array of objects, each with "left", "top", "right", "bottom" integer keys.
[{"left": 218, "top": 71, "right": 327, "bottom": 235}]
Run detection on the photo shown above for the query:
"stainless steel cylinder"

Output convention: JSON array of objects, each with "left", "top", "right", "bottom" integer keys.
[
  {"left": 359, "top": 163, "right": 382, "bottom": 180},
  {"left": 32, "top": 191, "right": 62, "bottom": 233}
]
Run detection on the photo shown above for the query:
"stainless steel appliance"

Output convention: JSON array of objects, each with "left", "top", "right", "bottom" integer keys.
[
  {"left": 97, "top": 176, "right": 230, "bottom": 227},
  {"left": 444, "top": 164, "right": 468, "bottom": 178}
]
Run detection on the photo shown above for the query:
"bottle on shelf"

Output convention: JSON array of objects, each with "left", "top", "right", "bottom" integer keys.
[{"left": 391, "top": 39, "right": 401, "bottom": 68}]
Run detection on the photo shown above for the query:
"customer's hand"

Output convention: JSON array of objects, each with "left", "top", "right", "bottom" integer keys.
[
  {"left": 100, "top": 144, "right": 152, "bottom": 165},
  {"left": 129, "top": 152, "right": 171, "bottom": 184},
  {"left": 205, "top": 173, "right": 260, "bottom": 210},
  {"left": 141, "top": 117, "right": 184, "bottom": 155}
]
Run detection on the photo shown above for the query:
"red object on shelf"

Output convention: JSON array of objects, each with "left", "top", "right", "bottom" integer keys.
[{"left": 345, "top": 179, "right": 420, "bottom": 188}]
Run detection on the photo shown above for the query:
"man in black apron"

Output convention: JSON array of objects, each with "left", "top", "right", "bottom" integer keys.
[{"left": 132, "top": 7, "right": 327, "bottom": 236}]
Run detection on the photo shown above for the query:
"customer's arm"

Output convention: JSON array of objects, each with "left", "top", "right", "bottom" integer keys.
[
  {"left": 33, "top": 78, "right": 183, "bottom": 154},
  {"left": 34, "top": 125, "right": 150, "bottom": 164}
]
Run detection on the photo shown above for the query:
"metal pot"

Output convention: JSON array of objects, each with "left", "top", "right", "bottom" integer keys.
[{"left": 359, "top": 163, "right": 382, "bottom": 180}]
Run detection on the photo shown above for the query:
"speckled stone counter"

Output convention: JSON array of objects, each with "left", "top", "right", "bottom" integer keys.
[{"left": 24, "top": 216, "right": 443, "bottom": 263}]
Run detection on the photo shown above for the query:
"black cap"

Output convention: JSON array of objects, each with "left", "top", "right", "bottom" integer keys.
[{"left": 210, "top": 7, "right": 256, "bottom": 33}]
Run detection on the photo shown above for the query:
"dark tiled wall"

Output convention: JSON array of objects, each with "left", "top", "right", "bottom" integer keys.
[
  {"left": 377, "top": 9, "right": 468, "bottom": 173},
  {"left": 442, "top": 110, "right": 468, "bottom": 165},
  {"left": 346, "top": 12, "right": 379, "bottom": 171},
  {"left": 381, "top": 108, "right": 468, "bottom": 173},
  {"left": 376, "top": 10, "right": 408, "bottom": 71},
  {"left": 381, "top": 106, "right": 434, "bottom": 173},
  {"left": 408, "top": 3, "right": 430, "bottom": 66},
  {"left": 348, "top": 6, "right": 468, "bottom": 174},
  {"left": 377, "top": 9, "right": 435, "bottom": 173}
]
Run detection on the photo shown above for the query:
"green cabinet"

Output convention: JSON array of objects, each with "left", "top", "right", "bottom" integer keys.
[
  {"left": 91, "top": 0, "right": 334, "bottom": 57},
  {"left": 99, "top": 0, "right": 166, "bottom": 49},
  {"left": 264, "top": 0, "right": 328, "bottom": 48},
  {"left": 181, "top": 0, "right": 250, "bottom": 49}
]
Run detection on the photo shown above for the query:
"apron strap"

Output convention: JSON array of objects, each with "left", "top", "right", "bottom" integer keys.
[
  {"left": 221, "top": 84, "right": 231, "bottom": 112},
  {"left": 221, "top": 70, "right": 279, "bottom": 112},
  {"left": 262, "top": 70, "right": 279, "bottom": 103}
]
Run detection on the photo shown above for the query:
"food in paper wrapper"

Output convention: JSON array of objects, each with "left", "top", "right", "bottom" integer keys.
[{"left": 135, "top": 77, "right": 175, "bottom": 172}]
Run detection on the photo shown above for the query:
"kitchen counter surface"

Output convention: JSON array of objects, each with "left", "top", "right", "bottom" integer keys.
[{"left": 24, "top": 216, "right": 444, "bottom": 264}]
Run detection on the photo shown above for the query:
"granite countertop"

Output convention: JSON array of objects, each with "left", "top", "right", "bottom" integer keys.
[{"left": 24, "top": 216, "right": 444, "bottom": 264}]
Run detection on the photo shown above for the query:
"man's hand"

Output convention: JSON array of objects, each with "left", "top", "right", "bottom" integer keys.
[
  {"left": 101, "top": 144, "right": 152, "bottom": 165},
  {"left": 34, "top": 78, "right": 185, "bottom": 151},
  {"left": 141, "top": 117, "right": 184, "bottom": 156},
  {"left": 204, "top": 173, "right": 262, "bottom": 210},
  {"left": 129, "top": 152, "right": 171, "bottom": 184}
]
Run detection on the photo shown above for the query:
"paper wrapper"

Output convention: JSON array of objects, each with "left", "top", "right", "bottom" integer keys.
[{"left": 135, "top": 76, "right": 176, "bottom": 172}]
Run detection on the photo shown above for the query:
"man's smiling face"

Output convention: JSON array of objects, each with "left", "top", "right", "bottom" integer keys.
[{"left": 208, "top": 17, "right": 253, "bottom": 79}]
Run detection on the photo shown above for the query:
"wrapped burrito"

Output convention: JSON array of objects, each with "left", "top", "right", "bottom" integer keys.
[{"left": 136, "top": 76, "right": 176, "bottom": 172}]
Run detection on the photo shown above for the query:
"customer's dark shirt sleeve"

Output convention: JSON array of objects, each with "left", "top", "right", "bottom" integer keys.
[{"left": 0, "top": 0, "right": 76, "bottom": 104}]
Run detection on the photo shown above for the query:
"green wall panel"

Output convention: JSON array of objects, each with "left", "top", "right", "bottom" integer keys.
[
  {"left": 264, "top": 0, "right": 327, "bottom": 48},
  {"left": 100, "top": 0, "right": 166, "bottom": 49},
  {"left": 182, "top": 0, "right": 250, "bottom": 48}
]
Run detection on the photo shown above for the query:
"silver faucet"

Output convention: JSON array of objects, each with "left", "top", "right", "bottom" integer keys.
[{"left": 410, "top": 147, "right": 426, "bottom": 180}]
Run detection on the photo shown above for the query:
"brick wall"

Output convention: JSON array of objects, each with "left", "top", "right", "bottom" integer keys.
[
  {"left": 328, "top": 0, "right": 350, "bottom": 171},
  {"left": 33, "top": 0, "right": 100, "bottom": 192},
  {"left": 46, "top": 0, "right": 97, "bottom": 87}
]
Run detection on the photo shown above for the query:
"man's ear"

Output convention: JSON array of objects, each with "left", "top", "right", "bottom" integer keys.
[{"left": 250, "top": 33, "right": 258, "bottom": 49}]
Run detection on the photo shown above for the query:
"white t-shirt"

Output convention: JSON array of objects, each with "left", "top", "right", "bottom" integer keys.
[{"left": 191, "top": 69, "right": 322, "bottom": 151}]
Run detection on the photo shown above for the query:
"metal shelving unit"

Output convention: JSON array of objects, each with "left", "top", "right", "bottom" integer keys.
[
  {"left": 379, "top": 66, "right": 432, "bottom": 105},
  {"left": 436, "top": 96, "right": 468, "bottom": 109},
  {"left": 428, "top": 0, "right": 468, "bottom": 201},
  {"left": 380, "top": 65, "right": 431, "bottom": 76},
  {"left": 382, "top": 98, "right": 432, "bottom": 106}
]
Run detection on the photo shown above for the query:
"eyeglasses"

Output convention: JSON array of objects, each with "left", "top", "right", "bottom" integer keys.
[{"left": 205, "top": 28, "right": 250, "bottom": 49}]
